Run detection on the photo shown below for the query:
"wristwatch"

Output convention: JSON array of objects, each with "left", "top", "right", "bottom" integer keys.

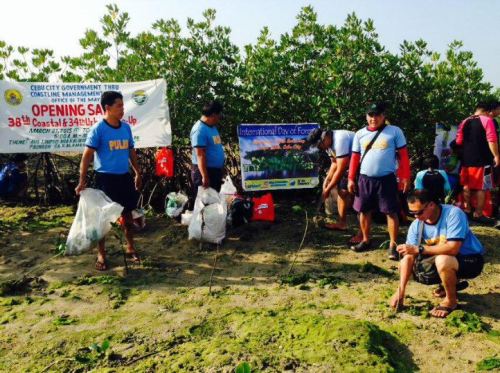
[{"left": 418, "top": 245, "right": 425, "bottom": 255}]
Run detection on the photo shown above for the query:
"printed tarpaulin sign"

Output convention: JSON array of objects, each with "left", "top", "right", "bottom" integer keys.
[
  {"left": 0, "top": 79, "right": 171, "bottom": 153},
  {"left": 238, "top": 123, "right": 320, "bottom": 191}
]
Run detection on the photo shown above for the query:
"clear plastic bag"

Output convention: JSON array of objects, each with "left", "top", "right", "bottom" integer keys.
[
  {"left": 220, "top": 175, "right": 237, "bottom": 206},
  {"left": 165, "top": 192, "right": 188, "bottom": 218},
  {"left": 130, "top": 193, "right": 146, "bottom": 231},
  {"left": 188, "top": 187, "right": 227, "bottom": 244},
  {"left": 65, "top": 188, "right": 124, "bottom": 255},
  {"left": 181, "top": 210, "right": 193, "bottom": 226},
  {"left": 220, "top": 175, "right": 237, "bottom": 195}
]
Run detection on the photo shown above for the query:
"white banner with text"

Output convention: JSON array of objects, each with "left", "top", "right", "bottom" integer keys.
[{"left": 0, "top": 79, "right": 171, "bottom": 153}]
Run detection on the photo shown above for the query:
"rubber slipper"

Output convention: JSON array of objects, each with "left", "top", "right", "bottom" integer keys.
[
  {"left": 432, "top": 281, "right": 469, "bottom": 298},
  {"left": 350, "top": 240, "right": 372, "bottom": 252},
  {"left": 430, "top": 304, "right": 458, "bottom": 318},
  {"left": 125, "top": 252, "right": 141, "bottom": 263},
  {"left": 387, "top": 244, "right": 399, "bottom": 261},
  {"left": 95, "top": 260, "right": 109, "bottom": 271},
  {"left": 471, "top": 215, "right": 495, "bottom": 226},
  {"left": 324, "top": 223, "right": 348, "bottom": 231},
  {"left": 348, "top": 234, "right": 363, "bottom": 245}
]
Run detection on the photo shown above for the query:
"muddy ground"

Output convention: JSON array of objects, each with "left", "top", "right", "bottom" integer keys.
[{"left": 0, "top": 202, "right": 498, "bottom": 372}]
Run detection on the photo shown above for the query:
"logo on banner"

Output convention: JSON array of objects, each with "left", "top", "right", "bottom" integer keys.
[
  {"left": 4, "top": 89, "right": 23, "bottom": 106},
  {"left": 132, "top": 89, "right": 148, "bottom": 105}
]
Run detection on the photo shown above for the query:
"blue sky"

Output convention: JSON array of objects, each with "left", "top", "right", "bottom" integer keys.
[{"left": 1, "top": 0, "right": 499, "bottom": 87}]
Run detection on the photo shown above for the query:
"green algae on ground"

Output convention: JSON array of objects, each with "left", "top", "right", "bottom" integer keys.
[
  {"left": 0, "top": 311, "right": 18, "bottom": 324},
  {"left": 486, "top": 330, "right": 500, "bottom": 344},
  {"left": 317, "top": 274, "right": 347, "bottom": 288},
  {"left": 53, "top": 314, "right": 77, "bottom": 326},
  {"left": 477, "top": 356, "right": 500, "bottom": 371},
  {"left": 72, "top": 275, "right": 131, "bottom": 309},
  {"left": 162, "top": 307, "right": 415, "bottom": 372},
  {"left": 74, "top": 275, "right": 121, "bottom": 286},
  {"left": 445, "top": 310, "right": 488, "bottom": 333},
  {"left": 279, "top": 272, "right": 310, "bottom": 286},
  {"left": 0, "top": 205, "right": 73, "bottom": 232}
]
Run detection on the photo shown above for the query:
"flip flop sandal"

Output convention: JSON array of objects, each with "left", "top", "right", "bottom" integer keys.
[
  {"left": 387, "top": 244, "right": 399, "bottom": 261},
  {"left": 348, "top": 234, "right": 363, "bottom": 245},
  {"left": 125, "top": 252, "right": 141, "bottom": 263},
  {"left": 472, "top": 215, "right": 495, "bottom": 226},
  {"left": 430, "top": 304, "right": 458, "bottom": 318},
  {"left": 95, "top": 260, "right": 109, "bottom": 271},
  {"left": 324, "top": 223, "right": 348, "bottom": 231},
  {"left": 432, "top": 281, "right": 469, "bottom": 298},
  {"left": 350, "top": 240, "right": 372, "bottom": 252}
]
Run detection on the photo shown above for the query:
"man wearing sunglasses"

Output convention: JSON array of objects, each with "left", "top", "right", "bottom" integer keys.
[{"left": 390, "top": 189, "right": 485, "bottom": 318}]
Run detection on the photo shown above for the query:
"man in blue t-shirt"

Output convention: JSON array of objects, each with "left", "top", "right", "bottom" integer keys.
[
  {"left": 414, "top": 155, "right": 451, "bottom": 203},
  {"left": 75, "top": 91, "right": 142, "bottom": 271},
  {"left": 305, "top": 127, "right": 355, "bottom": 230},
  {"left": 390, "top": 190, "right": 485, "bottom": 318},
  {"left": 347, "top": 102, "right": 411, "bottom": 259},
  {"left": 190, "top": 100, "right": 225, "bottom": 206}
]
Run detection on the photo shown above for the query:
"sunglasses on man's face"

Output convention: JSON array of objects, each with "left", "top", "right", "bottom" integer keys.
[{"left": 409, "top": 203, "right": 429, "bottom": 217}]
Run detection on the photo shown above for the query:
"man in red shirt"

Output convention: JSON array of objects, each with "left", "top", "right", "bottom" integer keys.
[{"left": 456, "top": 102, "right": 500, "bottom": 224}]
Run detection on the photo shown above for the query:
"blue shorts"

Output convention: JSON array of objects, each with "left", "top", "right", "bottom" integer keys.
[{"left": 353, "top": 173, "right": 399, "bottom": 214}]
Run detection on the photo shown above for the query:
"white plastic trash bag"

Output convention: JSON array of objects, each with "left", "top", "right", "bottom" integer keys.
[
  {"left": 181, "top": 210, "right": 193, "bottom": 226},
  {"left": 220, "top": 175, "right": 237, "bottom": 206},
  {"left": 66, "top": 188, "right": 124, "bottom": 255},
  {"left": 165, "top": 192, "right": 188, "bottom": 218},
  {"left": 220, "top": 175, "right": 237, "bottom": 196},
  {"left": 188, "top": 187, "right": 227, "bottom": 244}
]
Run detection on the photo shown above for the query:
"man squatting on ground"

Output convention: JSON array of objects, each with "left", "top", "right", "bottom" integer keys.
[
  {"left": 305, "top": 127, "right": 355, "bottom": 230},
  {"left": 347, "top": 102, "right": 411, "bottom": 259},
  {"left": 189, "top": 100, "right": 225, "bottom": 207},
  {"left": 76, "top": 91, "right": 141, "bottom": 271},
  {"left": 390, "top": 189, "right": 485, "bottom": 318}
]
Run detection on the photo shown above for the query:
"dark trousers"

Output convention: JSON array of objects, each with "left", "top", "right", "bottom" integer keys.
[{"left": 189, "top": 165, "right": 223, "bottom": 209}]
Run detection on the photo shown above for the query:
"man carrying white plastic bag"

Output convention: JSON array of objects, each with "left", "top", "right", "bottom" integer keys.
[
  {"left": 188, "top": 186, "right": 227, "bottom": 244},
  {"left": 66, "top": 188, "right": 124, "bottom": 255},
  {"left": 74, "top": 91, "right": 143, "bottom": 270}
]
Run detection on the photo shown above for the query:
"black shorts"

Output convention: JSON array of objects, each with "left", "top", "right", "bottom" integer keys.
[
  {"left": 413, "top": 254, "right": 484, "bottom": 285},
  {"left": 190, "top": 165, "right": 224, "bottom": 210},
  {"left": 191, "top": 165, "right": 223, "bottom": 192},
  {"left": 95, "top": 172, "right": 139, "bottom": 213},
  {"left": 457, "top": 254, "right": 484, "bottom": 279}
]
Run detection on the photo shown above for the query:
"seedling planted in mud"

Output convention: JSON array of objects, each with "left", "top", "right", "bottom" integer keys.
[
  {"left": 74, "top": 339, "right": 111, "bottom": 365},
  {"left": 89, "top": 340, "right": 111, "bottom": 356},
  {"left": 235, "top": 361, "right": 251, "bottom": 373},
  {"left": 52, "top": 314, "right": 77, "bottom": 326}
]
